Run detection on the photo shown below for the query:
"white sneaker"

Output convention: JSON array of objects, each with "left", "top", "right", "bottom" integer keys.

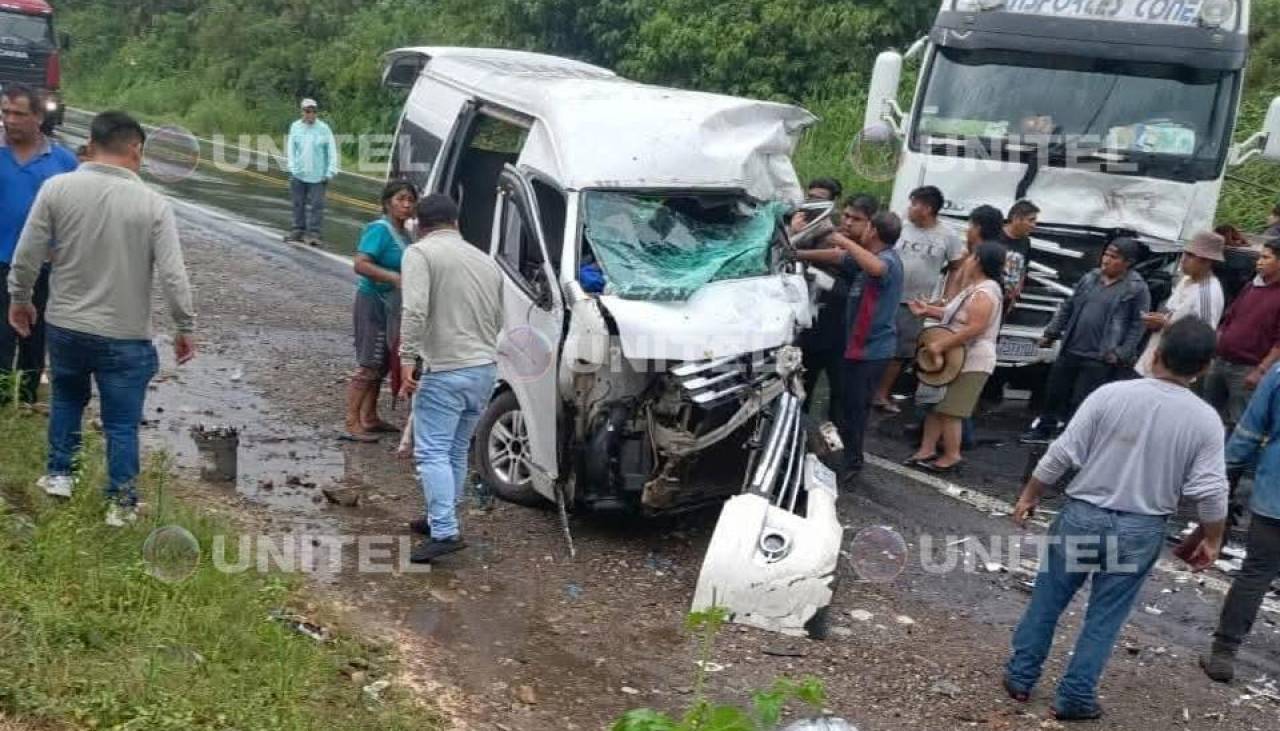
[
  {"left": 105, "top": 504, "right": 139, "bottom": 528},
  {"left": 37, "top": 474, "right": 74, "bottom": 498}
]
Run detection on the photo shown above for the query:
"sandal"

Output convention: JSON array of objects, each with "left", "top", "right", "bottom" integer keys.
[
  {"left": 873, "top": 401, "right": 902, "bottom": 414},
  {"left": 338, "top": 431, "right": 381, "bottom": 443},
  {"left": 922, "top": 459, "right": 965, "bottom": 475},
  {"left": 363, "top": 421, "right": 402, "bottom": 434},
  {"left": 902, "top": 454, "right": 936, "bottom": 467}
]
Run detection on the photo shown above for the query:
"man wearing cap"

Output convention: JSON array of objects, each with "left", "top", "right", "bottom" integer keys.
[
  {"left": 1204, "top": 239, "right": 1280, "bottom": 431},
  {"left": 1021, "top": 238, "right": 1151, "bottom": 443},
  {"left": 286, "top": 98, "right": 340, "bottom": 246},
  {"left": 1135, "top": 232, "right": 1226, "bottom": 378}
]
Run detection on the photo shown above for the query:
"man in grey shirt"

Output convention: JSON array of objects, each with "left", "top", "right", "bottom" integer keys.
[
  {"left": 398, "top": 194, "right": 503, "bottom": 563},
  {"left": 8, "top": 111, "right": 196, "bottom": 526},
  {"left": 1004, "top": 318, "right": 1227, "bottom": 721}
]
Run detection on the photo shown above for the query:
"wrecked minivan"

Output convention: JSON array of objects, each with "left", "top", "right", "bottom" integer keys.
[{"left": 381, "top": 47, "right": 821, "bottom": 515}]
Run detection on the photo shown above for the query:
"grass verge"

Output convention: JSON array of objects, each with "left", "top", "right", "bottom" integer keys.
[{"left": 0, "top": 409, "right": 438, "bottom": 731}]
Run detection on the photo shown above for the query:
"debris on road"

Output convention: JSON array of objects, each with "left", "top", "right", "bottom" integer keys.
[{"left": 848, "top": 609, "right": 874, "bottom": 622}]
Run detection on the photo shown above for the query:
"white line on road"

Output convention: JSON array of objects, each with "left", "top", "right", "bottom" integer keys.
[
  {"left": 863, "top": 454, "right": 1280, "bottom": 614},
  {"left": 170, "top": 198, "right": 356, "bottom": 271}
]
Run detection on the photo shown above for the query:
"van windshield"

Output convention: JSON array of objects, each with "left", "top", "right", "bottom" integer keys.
[
  {"left": 582, "top": 192, "right": 784, "bottom": 301},
  {"left": 0, "top": 10, "right": 53, "bottom": 47}
]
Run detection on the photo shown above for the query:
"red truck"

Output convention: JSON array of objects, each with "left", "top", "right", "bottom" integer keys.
[{"left": 0, "top": 0, "right": 67, "bottom": 132}]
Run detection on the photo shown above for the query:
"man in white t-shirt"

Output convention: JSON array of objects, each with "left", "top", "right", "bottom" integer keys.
[
  {"left": 872, "top": 185, "right": 966, "bottom": 412},
  {"left": 1136, "top": 232, "right": 1226, "bottom": 377}
]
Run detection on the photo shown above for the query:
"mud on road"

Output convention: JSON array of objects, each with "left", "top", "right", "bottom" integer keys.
[{"left": 141, "top": 211, "right": 1280, "bottom": 730}]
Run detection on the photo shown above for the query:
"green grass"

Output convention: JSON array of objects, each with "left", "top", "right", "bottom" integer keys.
[{"left": 0, "top": 408, "right": 439, "bottom": 731}]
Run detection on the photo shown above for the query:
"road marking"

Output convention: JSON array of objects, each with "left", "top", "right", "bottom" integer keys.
[
  {"left": 863, "top": 453, "right": 1279, "bottom": 613},
  {"left": 170, "top": 198, "right": 356, "bottom": 270}
]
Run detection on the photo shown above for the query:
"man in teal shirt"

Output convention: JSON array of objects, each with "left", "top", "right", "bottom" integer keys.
[{"left": 286, "top": 98, "right": 339, "bottom": 246}]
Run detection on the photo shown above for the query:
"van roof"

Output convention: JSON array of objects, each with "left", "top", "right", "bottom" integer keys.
[
  {"left": 0, "top": 0, "right": 53, "bottom": 15},
  {"left": 386, "top": 47, "right": 815, "bottom": 201}
]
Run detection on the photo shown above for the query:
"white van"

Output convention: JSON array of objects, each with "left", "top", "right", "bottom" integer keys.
[
  {"left": 383, "top": 47, "right": 846, "bottom": 636},
  {"left": 381, "top": 47, "right": 824, "bottom": 515}
]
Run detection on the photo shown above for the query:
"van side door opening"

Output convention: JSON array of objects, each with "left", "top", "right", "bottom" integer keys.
[{"left": 437, "top": 109, "right": 531, "bottom": 250}]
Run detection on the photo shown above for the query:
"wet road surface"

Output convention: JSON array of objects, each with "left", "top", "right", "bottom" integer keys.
[{"left": 88, "top": 137, "right": 1280, "bottom": 728}]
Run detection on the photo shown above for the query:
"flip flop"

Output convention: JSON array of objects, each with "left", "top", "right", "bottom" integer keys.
[
  {"left": 902, "top": 454, "right": 937, "bottom": 467},
  {"left": 873, "top": 401, "right": 902, "bottom": 414},
  {"left": 363, "top": 421, "right": 402, "bottom": 434},
  {"left": 338, "top": 431, "right": 380, "bottom": 443}
]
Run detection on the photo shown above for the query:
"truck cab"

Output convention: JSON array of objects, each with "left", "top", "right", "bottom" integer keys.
[
  {"left": 861, "top": 0, "right": 1280, "bottom": 373},
  {"left": 0, "top": 0, "right": 66, "bottom": 132}
]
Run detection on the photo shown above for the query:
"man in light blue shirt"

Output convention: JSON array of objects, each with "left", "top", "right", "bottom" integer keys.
[
  {"left": 286, "top": 98, "right": 339, "bottom": 245},
  {"left": 1201, "top": 362, "right": 1280, "bottom": 683}
]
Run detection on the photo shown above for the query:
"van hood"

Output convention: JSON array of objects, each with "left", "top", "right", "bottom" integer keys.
[
  {"left": 900, "top": 157, "right": 1221, "bottom": 251},
  {"left": 597, "top": 274, "right": 812, "bottom": 362}
]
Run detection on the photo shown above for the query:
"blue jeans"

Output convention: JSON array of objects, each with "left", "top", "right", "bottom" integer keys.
[
  {"left": 289, "top": 178, "right": 327, "bottom": 236},
  {"left": 412, "top": 364, "right": 497, "bottom": 539},
  {"left": 1005, "top": 499, "right": 1167, "bottom": 714},
  {"left": 46, "top": 325, "right": 159, "bottom": 507}
]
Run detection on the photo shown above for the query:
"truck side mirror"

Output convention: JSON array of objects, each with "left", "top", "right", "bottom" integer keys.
[
  {"left": 59, "top": 32, "right": 71, "bottom": 51},
  {"left": 863, "top": 51, "right": 904, "bottom": 137},
  {"left": 1262, "top": 96, "right": 1280, "bottom": 162}
]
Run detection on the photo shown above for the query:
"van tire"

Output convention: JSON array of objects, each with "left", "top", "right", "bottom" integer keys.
[{"left": 474, "top": 391, "right": 547, "bottom": 507}]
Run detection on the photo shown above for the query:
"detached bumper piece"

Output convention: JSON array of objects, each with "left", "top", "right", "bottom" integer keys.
[{"left": 692, "top": 392, "right": 843, "bottom": 637}]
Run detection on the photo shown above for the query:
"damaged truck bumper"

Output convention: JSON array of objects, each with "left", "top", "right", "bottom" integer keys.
[{"left": 691, "top": 391, "right": 843, "bottom": 637}]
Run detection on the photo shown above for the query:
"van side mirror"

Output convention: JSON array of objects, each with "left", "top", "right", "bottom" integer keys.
[
  {"left": 863, "top": 51, "right": 904, "bottom": 138},
  {"left": 1262, "top": 96, "right": 1280, "bottom": 162},
  {"left": 59, "top": 33, "right": 71, "bottom": 51}
]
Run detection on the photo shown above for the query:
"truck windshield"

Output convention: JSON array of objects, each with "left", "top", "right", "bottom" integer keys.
[
  {"left": 913, "top": 47, "right": 1236, "bottom": 183},
  {"left": 582, "top": 192, "right": 785, "bottom": 301},
  {"left": 0, "top": 10, "right": 53, "bottom": 47}
]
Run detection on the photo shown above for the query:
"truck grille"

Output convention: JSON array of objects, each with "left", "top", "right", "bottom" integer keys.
[{"left": 0, "top": 49, "right": 48, "bottom": 86}]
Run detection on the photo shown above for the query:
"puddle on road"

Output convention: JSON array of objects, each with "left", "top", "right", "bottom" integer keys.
[{"left": 142, "top": 344, "right": 346, "bottom": 528}]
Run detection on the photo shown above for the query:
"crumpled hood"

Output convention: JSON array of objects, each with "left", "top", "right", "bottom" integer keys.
[
  {"left": 597, "top": 274, "right": 812, "bottom": 362},
  {"left": 903, "top": 158, "right": 1219, "bottom": 250}
]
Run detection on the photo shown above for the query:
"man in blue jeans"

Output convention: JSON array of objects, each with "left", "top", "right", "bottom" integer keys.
[
  {"left": 8, "top": 111, "right": 197, "bottom": 526},
  {"left": 398, "top": 194, "right": 503, "bottom": 563},
  {"left": 1006, "top": 319, "right": 1228, "bottom": 721}
]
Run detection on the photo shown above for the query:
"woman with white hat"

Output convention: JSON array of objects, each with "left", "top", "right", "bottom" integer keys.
[{"left": 903, "top": 242, "right": 1007, "bottom": 473}]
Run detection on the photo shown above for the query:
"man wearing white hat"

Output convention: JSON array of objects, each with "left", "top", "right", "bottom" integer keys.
[
  {"left": 1135, "top": 231, "right": 1226, "bottom": 378},
  {"left": 286, "top": 98, "right": 339, "bottom": 246}
]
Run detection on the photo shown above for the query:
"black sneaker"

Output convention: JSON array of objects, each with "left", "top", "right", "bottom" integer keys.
[
  {"left": 409, "top": 537, "right": 466, "bottom": 563},
  {"left": 408, "top": 517, "right": 431, "bottom": 536}
]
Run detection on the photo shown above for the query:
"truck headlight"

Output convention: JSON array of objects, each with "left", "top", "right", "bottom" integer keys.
[
  {"left": 1199, "top": 0, "right": 1235, "bottom": 28},
  {"left": 45, "top": 100, "right": 58, "bottom": 112}
]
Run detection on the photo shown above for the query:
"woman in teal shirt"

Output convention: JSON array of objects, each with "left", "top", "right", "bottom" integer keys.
[{"left": 343, "top": 179, "right": 418, "bottom": 441}]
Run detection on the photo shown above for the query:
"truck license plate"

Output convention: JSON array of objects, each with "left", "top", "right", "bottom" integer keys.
[{"left": 997, "top": 337, "right": 1037, "bottom": 358}]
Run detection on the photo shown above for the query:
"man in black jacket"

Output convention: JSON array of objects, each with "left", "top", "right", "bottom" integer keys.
[{"left": 1021, "top": 238, "right": 1151, "bottom": 444}]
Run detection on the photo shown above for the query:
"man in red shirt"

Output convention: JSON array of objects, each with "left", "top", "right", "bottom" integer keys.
[{"left": 1205, "top": 240, "right": 1280, "bottom": 429}]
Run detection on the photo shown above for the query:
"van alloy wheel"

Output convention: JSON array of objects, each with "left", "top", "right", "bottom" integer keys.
[
  {"left": 489, "top": 409, "right": 533, "bottom": 487},
  {"left": 473, "top": 390, "right": 546, "bottom": 507}
]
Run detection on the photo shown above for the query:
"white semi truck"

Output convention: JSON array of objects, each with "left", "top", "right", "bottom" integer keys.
[{"left": 862, "top": 0, "right": 1280, "bottom": 380}]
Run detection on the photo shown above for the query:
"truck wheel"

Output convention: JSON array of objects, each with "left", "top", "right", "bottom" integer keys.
[{"left": 474, "top": 391, "right": 546, "bottom": 507}]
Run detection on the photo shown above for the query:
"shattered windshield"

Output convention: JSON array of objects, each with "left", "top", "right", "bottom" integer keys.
[{"left": 582, "top": 192, "right": 785, "bottom": 301}]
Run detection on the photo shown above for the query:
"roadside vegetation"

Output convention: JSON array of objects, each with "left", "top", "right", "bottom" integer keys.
[
  {"left": 0, "top": 402, "right": 437, "bottom": 730},
  {"left": 60, "top": 0, "right": 1280, "bottom": 227}
]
